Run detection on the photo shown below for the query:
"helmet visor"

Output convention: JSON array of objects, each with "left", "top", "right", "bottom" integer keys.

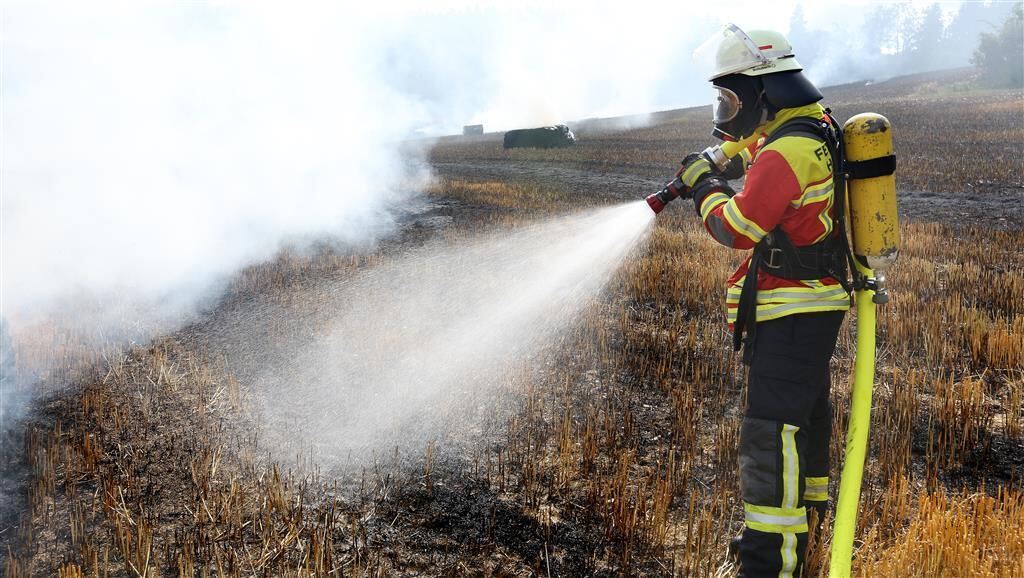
[
  {"left": 713, "top": 86, "right": 742, "bottom": 124},
  {"left": 695, "top": 23, "right": 799, "bottom": 80}
]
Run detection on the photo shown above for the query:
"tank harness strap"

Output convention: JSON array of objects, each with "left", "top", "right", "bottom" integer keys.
[
  {"left": 732, "top": 115, "right": 853, "bottom": 364},
  {"left": 821, "top": 109, "right": 861, "bottom": 294},
  {"left": 846, "top": 155, "right": 896, "bottom": 179}
]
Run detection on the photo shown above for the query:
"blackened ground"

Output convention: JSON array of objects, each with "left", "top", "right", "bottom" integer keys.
[{"left": 433, "top": 160, "right": 1024, "bottom": 230}]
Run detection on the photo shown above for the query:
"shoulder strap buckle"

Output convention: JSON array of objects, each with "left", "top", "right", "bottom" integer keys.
[{"left": 763, "top": 247, "right": 784, "bottom": 270}]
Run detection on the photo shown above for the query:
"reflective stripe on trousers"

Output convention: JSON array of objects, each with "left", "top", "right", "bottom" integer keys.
[{"left": 738, "top": 311, "right": 844, "bottom": 578}]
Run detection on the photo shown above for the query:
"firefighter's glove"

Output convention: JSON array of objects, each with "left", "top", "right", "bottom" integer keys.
[
  {"left": 680, "top": 150, "right": 746, "bottom": 182},
  {"left": 690, "top": 177, "right": 733, "bottom": 216},
  {"left": 676, "top": 152, "right": 714, "bottom": 190},
  {"left": 647, "top": 151, "right": 720, "bottom": 214},
  {"left": 716, "top": 155, "right": 746, "bottom": 180}
]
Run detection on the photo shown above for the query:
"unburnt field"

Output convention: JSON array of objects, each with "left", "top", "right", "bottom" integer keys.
[{"left": 3, "top": 68, "right": 1023, "bottom": 576}]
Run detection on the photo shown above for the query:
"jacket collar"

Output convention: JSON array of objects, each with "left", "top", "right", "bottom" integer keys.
[{"left": 757, "top": 103, "right": 826, "bottom": 140}]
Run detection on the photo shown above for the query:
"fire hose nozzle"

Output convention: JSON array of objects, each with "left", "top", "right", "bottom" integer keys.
[
  {"left": 646, "top": 178, "right": 685, "bottom": 214},
  {"left": 646, "top": 192, "right": 667, "bottom": 214}
]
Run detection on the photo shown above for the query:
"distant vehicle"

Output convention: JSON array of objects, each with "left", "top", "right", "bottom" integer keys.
[
  {"left": 503, "top": 124, "right": 576, "bottom": 149},
  {"left": 463, "top": 124, "right": 484, "bottom": 135}
]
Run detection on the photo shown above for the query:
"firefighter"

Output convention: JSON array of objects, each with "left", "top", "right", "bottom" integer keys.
[{"left": 648, "top": 25, "right": 849, "bottom": 577}]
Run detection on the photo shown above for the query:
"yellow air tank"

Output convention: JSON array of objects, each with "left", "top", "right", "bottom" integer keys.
[{"left": 843, "top": 113, "right": 899, "bottom": 276}]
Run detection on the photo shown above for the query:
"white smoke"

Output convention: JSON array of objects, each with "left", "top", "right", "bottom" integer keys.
[
  {"left": 0, "top": 0, "right": 999, "bottom": 428},
  {"left": 0, "top": 2, "right": 720, "bottom": 319},
  {"left": 0, "top": 1, "right": 719, "bottom": 410},
  {"left": 368, "top": 2, "right": 727, "bottom": 133},
  {"left": 1, "top": 2, "right": 439, "bottom": 426},
  {"left": 2, "top": 4, "right": 429, "bottom": 315}
]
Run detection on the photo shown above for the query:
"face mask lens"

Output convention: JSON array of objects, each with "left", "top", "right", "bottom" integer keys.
[{"left": 714, "top": 87, "right": 741, "bottom": 123}]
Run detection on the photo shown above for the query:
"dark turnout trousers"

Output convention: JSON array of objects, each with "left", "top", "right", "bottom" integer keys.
[{"left": 738, "top": 311, "right": 845, "bottom": 578}]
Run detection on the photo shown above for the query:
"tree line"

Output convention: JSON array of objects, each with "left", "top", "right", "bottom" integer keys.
[{"left": 790, "top": 1, "right": 1022, "bottom": 88}]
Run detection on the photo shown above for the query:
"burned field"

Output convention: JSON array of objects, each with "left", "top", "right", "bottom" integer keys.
[{"left": 3, "top": 70, "right": 1023, "bottom": 576}]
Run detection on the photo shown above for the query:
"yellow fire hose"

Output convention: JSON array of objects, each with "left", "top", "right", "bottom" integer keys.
[
  {"left": 830, "top": 281, "right": 877, "bottom": 578},
  {"left": 829, "top": 113, "right": 899, "bottom": 578},
  {"left": 702, "top": 133, "right": 760, "bottom": 173}
]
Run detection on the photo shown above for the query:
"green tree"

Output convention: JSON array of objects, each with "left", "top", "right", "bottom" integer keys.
[
  {"left": 907, "top": 3, "right": 946, "bottom": 71},
  {"left": 946, "top": 0, "right": 1016, "bottom": 66},
  {"left": 971, "top": 3, "right": 1023, "bottom": 87},
  {"left": 861, "top": 3, "right": 900, "bottom": 55}
]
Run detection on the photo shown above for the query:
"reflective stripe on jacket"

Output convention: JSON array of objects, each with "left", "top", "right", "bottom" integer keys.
[{"left": 699, "top": 103, "right": 851, "bottom": 326}]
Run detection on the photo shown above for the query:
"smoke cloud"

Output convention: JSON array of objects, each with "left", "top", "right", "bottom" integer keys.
[
  {"left": 0, "top": 3, "right": 716, "bottom": 308},
  {"left": 0, "top": 1, "right": 713, "bottom": 418},
  {"left": 2, "top": 3, "right": 436, "bottom": 416},
  {"left": 0, "top": 1, "right": 1004, "bottom": 428},
  {"left": 3, "top": 4, "right": 428, "bottom": 314}
]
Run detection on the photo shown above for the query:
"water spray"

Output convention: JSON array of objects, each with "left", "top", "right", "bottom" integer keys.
[{"left": 240, "top": 201, "right": 655, "bottom": 467}]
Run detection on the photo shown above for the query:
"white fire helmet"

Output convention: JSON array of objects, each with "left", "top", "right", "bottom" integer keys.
[{"left": 706, "top": 24, "right": 803, "bottom": 80}]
